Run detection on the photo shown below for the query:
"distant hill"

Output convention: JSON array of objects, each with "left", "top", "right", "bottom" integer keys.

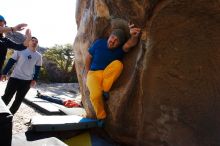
[{"left": 5, "top": 31, "right": 47, "bottom": 54}]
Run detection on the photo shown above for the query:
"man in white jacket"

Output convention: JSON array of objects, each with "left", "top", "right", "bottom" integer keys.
[{"left": 1, "top": 35, "right": 42, "bottom": 114}]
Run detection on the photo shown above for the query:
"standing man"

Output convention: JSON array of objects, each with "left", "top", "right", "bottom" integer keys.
[
  {"left": 1, "top": 36, "right": 42, "bottom": 114},
  {"left": 85, "top": 23, "right": 141, "bottom": 120},
  {"left": 0, "top": 15, "right": 29, "bottom": 76}
]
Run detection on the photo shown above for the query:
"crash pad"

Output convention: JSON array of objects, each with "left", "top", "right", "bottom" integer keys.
[
  {"left": 12, "top": 132, "right": 67, "bottom": 146},
  {"left": 30, "top": 115, "right": 103, "bottom": 132},
  {"left": 24, "top": 96, "right": 63, "bottom": 115}
]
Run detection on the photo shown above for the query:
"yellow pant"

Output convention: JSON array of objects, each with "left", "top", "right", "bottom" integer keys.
[{"left": 86, "top": 60, "right": 123, "bottom": 119}]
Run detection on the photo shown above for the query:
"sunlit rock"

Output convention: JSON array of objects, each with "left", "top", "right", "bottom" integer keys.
[{"left": 74, "top": 0, "right": 220, "bottom": 145}]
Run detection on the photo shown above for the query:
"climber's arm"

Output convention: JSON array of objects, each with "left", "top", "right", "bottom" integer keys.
[
  {"left": 122, "top": 24, "right": 141, "bottom": 52},
  {"left": 0, "top": 23, "right": 27, "bottom": 33}
]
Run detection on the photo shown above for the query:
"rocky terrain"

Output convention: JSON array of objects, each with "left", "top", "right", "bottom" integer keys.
[{"left": 12, "top": 103, "right": 42, "bottom": 134}]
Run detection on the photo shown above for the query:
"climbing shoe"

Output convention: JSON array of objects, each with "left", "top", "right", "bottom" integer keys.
[
  {"left": 103, "top": 91, "right": 110, "bottom": 101},
  {"left": 36, "top": 90, "right": 41, "bottom": 98},
  {"left": 98, "top": 119, "right": 105, "bottom": 127}
]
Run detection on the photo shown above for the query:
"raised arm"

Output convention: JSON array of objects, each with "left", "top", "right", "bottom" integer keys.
[
  {"left": 122, "top": 24, "right": 141, "bottom": 52},
  {"left": 4, "top": 28, "right": 31, "bottom": 50},
  {"left": 0, "top": 23, "right": 27, "bottom": 33},
  {"left": 23, "top": 29, "right": 32, "bottom": 47}
]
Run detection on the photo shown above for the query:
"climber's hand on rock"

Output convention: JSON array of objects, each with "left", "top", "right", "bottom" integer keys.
[{"left": 128, "top": 23, "right": 141, "bottom": 37}]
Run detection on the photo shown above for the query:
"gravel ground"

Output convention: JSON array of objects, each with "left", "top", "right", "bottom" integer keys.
[
  {"left": 12, "top": 103, "right": 43, "bottom": 134},
  {"left": 0, "top": 81, "right": 43, "bottom": 134}
]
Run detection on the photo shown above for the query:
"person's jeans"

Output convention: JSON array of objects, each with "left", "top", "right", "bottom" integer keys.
[
  {"left": 2, "top": 77, "right": 31, "bottom": 114},
  {"left": 86, "top": 60, "right": 123, "bottom": 119}
]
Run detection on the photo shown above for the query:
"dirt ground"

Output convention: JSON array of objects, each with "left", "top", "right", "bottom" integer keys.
[{"left": 12, "top": 103, "right": 43, "bottom": 134}]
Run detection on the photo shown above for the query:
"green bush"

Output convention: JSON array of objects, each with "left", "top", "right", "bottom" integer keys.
[{"left": 39, "top": 44, "right": 78, "bottom": 83}]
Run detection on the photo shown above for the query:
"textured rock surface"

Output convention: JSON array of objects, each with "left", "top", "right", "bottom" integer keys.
[{"left": 74, "top": 0, "right": 220, "bottom": 145}]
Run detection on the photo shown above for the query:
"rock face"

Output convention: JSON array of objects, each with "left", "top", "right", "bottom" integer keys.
[{"left": 73, "top": 0, "right": 220, "bottom": 145}]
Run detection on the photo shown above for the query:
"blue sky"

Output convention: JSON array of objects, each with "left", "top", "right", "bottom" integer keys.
[{"left": 1, "top": 0, "right": 77, "bottom": 47}]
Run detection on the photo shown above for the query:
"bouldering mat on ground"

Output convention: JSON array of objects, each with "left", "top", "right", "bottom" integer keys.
[
  {"left": 12, "top": 132, "right": 67, "bottom": 146},
  {"left": 30, "top": 115, "right": 102, "bottom": 132},
  {"left": 58, "top": 106, "right": 86, "bottom": 116},
  {"left": 24, "top": 96, "right": 63, "bottom": 115}
]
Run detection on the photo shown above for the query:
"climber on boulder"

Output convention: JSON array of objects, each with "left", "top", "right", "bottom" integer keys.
[{"left": 85, "top": 22, "right": 141, "bottom": 120}]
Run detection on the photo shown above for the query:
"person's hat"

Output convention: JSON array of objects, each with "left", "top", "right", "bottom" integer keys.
[
  {"left": 111, "top": 29, "right": 125, "bottom": 46},
  {"left": 0, "top": 15, "right": 6, "bottom": 24},
  {"left": 111, "top": 18, "right": 130, "bottom": 40}
]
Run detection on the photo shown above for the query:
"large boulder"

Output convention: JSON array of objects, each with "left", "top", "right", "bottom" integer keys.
[{"left": 73, "top": 0, "right": 220, "bottom": 145}]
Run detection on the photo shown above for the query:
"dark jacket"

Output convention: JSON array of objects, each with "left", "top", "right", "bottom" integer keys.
[{"left": 0, "top": 35, "right": 26, "bottom": 74}]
